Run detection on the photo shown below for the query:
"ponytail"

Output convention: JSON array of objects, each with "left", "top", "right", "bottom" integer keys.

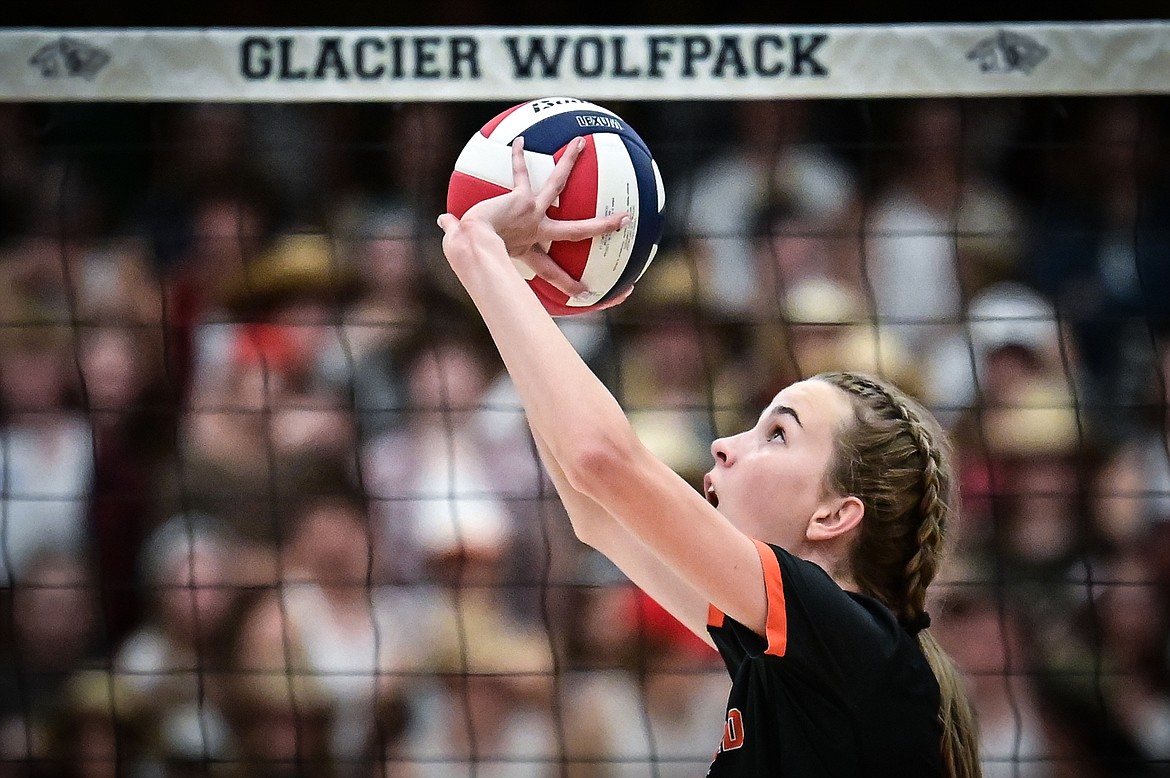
[{"left": 920, "top": 631, "right": 982, "bottom": 778}]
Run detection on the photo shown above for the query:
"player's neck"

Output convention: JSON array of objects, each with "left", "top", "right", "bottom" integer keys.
[{"left": 801, "top": 548, "right": 858, "bottom": 593}]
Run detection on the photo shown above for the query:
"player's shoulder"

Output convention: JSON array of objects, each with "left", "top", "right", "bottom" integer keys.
[{"left": 763, "top": 542, "right": 904, "bottom": 642}]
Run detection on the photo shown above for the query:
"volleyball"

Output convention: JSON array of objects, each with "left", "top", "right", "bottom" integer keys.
[{"left": 447, "top": 97, "right": 665, "bottom": 316}]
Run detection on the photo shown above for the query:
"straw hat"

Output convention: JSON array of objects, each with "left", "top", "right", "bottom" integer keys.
[
  {"left": 430, "top": 595, "right": 554, "bottom": 677},
  {"left": 980, "top": 381, "right": 1081, "bottom": 457},
  {"left": 225, "top": 233, "right": 364, "bottom": 315},
  {"left": 780, "top": 276, "right": 863, "bottom": 325}
]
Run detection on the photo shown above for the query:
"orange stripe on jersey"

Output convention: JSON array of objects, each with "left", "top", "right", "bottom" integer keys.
[
  {"left": 752, "top": 539, "right": 788, "bottom": 657},
  {"left": 707, "top": 603, "right": 725, "bottom": 628}
]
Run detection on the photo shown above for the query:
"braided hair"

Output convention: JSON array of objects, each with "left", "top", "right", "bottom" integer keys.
[
  {"left": 815, "top": 371, "right": 981, "bottom": 778},
  {"left": 816, "top": 371, "right": 950, "bottom": 627}
]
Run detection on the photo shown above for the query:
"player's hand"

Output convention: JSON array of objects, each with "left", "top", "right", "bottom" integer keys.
[{"left": 437, "top": 136, "right": 629, "bottom": 297}]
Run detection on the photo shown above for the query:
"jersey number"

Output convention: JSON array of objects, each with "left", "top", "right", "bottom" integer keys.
[{"left": 720, "top": 708, "right": 745, "bottom": 752}]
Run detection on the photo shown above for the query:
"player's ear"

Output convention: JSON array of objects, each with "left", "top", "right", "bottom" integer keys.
[{"left": 806, "top": 496, "right": 864, "bottom": 542}]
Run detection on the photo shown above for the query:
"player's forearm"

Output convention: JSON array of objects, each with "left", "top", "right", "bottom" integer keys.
[
  {"left": 448, "top": 221, "right": 639, "bottom": 480},
  {"left": 532, "top": 425, "right": 715, "bottom": 643}
]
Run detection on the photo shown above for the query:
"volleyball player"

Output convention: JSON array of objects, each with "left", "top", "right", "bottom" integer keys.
[{"left": 435, "top": 137, "right": 981, "bottom": 776}]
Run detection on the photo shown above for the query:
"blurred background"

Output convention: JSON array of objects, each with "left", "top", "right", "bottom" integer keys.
[{"left": 0, "top": 51, "right": 1169, "bottom": 778}]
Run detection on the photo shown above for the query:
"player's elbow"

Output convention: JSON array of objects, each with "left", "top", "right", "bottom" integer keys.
[
  {"left": 567, "top": 510, "right": 605, "bottom": 548},
  {"left": 562, "top": 427, "right": 642, "bottom": 502}
]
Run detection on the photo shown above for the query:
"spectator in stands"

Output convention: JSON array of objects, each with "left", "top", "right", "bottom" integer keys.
[
  {"left": 193, "top": 232, "right": 362, "bottom": 396},
  {"left": 1090, "top": 550, "right": 1170, "bottom": 773},
  {"left": 608, "top": 253, "right": 748, "bottom": 488},
  {"left": 158, "top": 179, "right": 279, "bottom": 400},
  {"left": 169, "top": 234, "right": 360, "bottom": 546},
  {"left": 951, "top": 365, "right": 1094, "bottom": 557},
  {"left": 1093, "top": 335, "right": 1170, "bottom": 552},
  {"left": 781, "top": 276, "right": 918, "bottom": 395},
  {"left": 113, "top": 512, "right": 243, "bottom": 759},
  {"left": 930, "top": 566, "right": 1093, "bottom": 778},
  {"left": 42, "top": 670, "right": 150, "bottom": 778},
  {"left": 327, "top": 203, "right": 444, "bottom": 442},
  {"left": 222, "top": 590, "right": 338, "bottom": 778},
  {"left": 164, "top": 331, "right": 279, "bottom": 541},
  {"left": 975, "top": 379, "right": 1095, "bottom": 582},
  {"left": 864, "top": 99, "right": 1024, "bottom": 360},
  {"left": 0, "top": 154, "right": 104, "bottom": 310},
  {"left": 928, "top": 281, "right": 1079, "bottom": 429},
  {"left": 733, "top": 269, "right": 923, "bottom": 442},
  {"left": 363, "top": 302, "right": 561, "bottom": 608},
  {"left": 562, "top": 573, "right": 730, "bottom": 778},
  {"left": 963, "top": 380, "right": 1158, "bottom": 775},
  {"left": 280, "top": 489, "right": 425, "bottom": 769},
  {"left": 388, "top": 526, "right": 561, "bottom": 778},
  {"left": 556, "top": 553, "right": 647, "bottom": 778},
  {"left": 675, "top": 99, "right": 856, "bottom": 316},
  {"left": 1026, "top": 98, "right": 1170, "bottom": 433},
  {"left": 0, "top": 296, "right": 92, "bottom": 585},
  {"left": 0, "top": 551, "right": 105, "bottom": 773},
  {"left": 747, "top": 182, "right": 869, "bottom": 315},
  {"left": 75, "top": 241, "right": 173, "bottom": 645}
]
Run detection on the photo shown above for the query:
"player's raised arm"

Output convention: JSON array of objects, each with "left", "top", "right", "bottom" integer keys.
[{"left": 436, "top": 137, "right": 769, "bottom": 637}]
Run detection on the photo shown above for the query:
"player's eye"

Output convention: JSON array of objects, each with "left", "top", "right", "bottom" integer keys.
[{"left": 767, "top": 425, "right": 786, "bottom": 443}]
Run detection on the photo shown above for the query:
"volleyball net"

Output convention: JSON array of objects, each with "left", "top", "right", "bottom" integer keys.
[{"left": 1, "top": 22, "right": 1168, "bottom": 777}]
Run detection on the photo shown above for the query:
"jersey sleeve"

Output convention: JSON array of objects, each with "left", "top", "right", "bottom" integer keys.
[
  {"left": 707, "top": 539, "right": 884, "bottom": 666},
  {"left": 707, "top": 539, "right": 790, "bottom": 662}
]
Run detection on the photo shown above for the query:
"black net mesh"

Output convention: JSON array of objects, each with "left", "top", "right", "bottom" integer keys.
[{"left": 0, "top": 94, "right": 1168, "bottom": 777}]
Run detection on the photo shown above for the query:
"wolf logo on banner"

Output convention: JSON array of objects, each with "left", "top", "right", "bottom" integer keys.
[
  {"left": 966, "top": 30, "right": 1049, "bottom": 75},
  {"left": 29, "top": 37, "right": 111, "bottom": 80}
]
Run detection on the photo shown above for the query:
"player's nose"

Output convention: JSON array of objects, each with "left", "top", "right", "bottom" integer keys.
[{"left": 711, "top": 435, "right": 735, "bottom": 466}]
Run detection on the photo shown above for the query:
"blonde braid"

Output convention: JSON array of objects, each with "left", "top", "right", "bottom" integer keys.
[{"left": 891, "top": 396, "right": 949, "bottom": 624}]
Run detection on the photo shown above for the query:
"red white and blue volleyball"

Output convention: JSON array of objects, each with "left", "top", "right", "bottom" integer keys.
[{"left": 447, "top": 97, "right": 665, "bottom": 316}]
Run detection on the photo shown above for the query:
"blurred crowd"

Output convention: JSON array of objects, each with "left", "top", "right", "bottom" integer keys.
[{"left": 0, "top": 96, "right": 1167, "bottom": 777}]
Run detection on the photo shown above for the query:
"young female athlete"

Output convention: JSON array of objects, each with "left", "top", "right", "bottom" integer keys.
[{"left": 436, "top": 137, "right": 981, "bottom": 777}]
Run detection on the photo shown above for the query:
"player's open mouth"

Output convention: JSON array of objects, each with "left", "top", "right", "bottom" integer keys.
[{"left": 704, "top": 478, "right": 719, "bottom": 508}]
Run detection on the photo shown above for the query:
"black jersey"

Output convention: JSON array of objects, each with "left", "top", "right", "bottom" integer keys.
[{"left": 705, "top": 539, "right": 944, "bottom": 777}]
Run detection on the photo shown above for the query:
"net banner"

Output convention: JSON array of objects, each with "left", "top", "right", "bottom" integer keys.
[{"left": 2, "top": 22, "right": 1168, "bottom": 102}]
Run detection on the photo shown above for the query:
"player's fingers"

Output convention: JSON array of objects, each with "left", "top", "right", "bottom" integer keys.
[
  {"left": 536, "top": 137, "right": 585, "bottom": 210},
  {"left": 544, "top": 212, "right": 631, "bottom": 243},
  {"left": 510, "top": 136, "right": 532, "bottom": 193},
  {"left": 593, "top": 286, "right": 634, "bottom": 311},
  {"left": 518, "top": 247, "right": 589, "bottom": 298},
  {"left": 436, "top": 213, "right": 460, "bottom": 233}
]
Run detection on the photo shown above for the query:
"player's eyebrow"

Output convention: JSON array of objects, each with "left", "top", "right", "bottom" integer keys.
[{"left": 765, "top": 404, "right": 803, "bottom": 428}]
